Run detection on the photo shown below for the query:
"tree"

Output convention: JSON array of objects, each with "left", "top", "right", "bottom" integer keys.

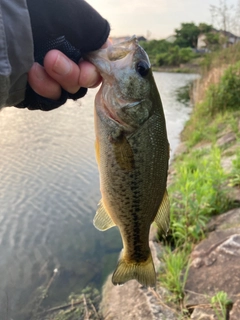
[
  {"left": 210, "top": 0, "right": 234, "bottom": 32},
  {"left": 204, "top": 33, "right": 222, "bottom": 51},
  {"left": 174, "top": 22, "right": 200, "bottom": 48},
  {"left": 198, "top": 23, "right": 213, "bottom": 34}
]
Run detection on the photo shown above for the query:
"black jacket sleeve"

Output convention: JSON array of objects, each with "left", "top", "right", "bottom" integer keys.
[{"left": 16, "top": 0, "right": 110, "bottom": 111}]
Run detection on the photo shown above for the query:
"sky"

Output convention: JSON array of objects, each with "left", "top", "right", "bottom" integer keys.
[{"left": 88, "top": 0, "right": 239, "bottom": 39}]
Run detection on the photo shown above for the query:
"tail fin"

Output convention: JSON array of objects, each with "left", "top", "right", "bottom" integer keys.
[{"left": 112, "top": 253, "right": 156, "bottom": 287}]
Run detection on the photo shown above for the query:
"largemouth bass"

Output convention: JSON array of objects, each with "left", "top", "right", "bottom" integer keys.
[{"left": 87, "top": 36, "right": 170, "bottom": 287}]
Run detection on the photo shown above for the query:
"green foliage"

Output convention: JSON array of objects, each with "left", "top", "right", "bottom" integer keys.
[
  {"left": 174, "top": 22, "right": 201, "bottom": 48},
  {"left": 205, "top": 61, "right": 240, "bottom": 115},
  {"left": 175, "top": 81, "right": 193, "bottom": 104},
  {"left": 139, "top": 39, "right": 173, "bottom": 65},
  {"left": 229, "top": 150, "right": 240, "bottom": 187},
  {"left": 204, "top": 33, "right": 221, "bottom": 51},
  {"left": 140, "top": 21, "right": 213, "bottom": 67},
  {"left": 198, "top": 23, "right": 213, "bottom": 34},
  {"left": 201, "top": 42, "right": 240, "bottom": 72},
  {"left": 140, "top": 39, "right": 173, "bottom": 55},
  {"left": 156, "top": 46, "right": 196, "bottom": 67},
  {"left": 169, "top": 148, "right": 230, "bottom": 246},
  {"left": 210, "top": 291, "right": 232, "bottom": 320},
  {"left": 182, "top": 60, "right": 240, "bottom": 147},
  {"left": 159, "top": 246, "right": 191, "bottom": 303},
  {"left": 160, "top": 147, "right": 232, "bottom": 305}
]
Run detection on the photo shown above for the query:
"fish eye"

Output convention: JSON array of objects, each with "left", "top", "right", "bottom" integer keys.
[{"left": 136, "top": 61, "right": 150, "bottom": 77}]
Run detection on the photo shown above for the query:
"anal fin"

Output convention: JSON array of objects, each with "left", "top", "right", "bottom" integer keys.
[
  {"left": 154, "top": 190, "right": 170, "bottom": 236},
  {"left": 93, "top": 199, "right": 116, "bottom": 231}
]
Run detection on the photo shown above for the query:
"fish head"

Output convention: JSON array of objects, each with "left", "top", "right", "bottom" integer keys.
[{"left": 87, "top": 36, "right": 155, "bottom": 130}]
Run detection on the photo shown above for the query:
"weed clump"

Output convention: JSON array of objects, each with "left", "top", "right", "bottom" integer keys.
[
  {"left": 158, "top": 44, "right": 240, "bottom": 311},
  {"left": 206, "top": 61, "right": 240, "bottom": 115},
  {"left": 169, "top": 147, "right": 230, "bottom": 246}
]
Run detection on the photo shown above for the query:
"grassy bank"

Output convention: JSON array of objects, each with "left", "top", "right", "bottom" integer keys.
[{"left": 158, "top": 44, "right": 240, "bottom": 315}]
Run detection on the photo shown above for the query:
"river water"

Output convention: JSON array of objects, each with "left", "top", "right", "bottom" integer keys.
[{"left": 0, "top": 72, "right": 198, "bottom": 319}]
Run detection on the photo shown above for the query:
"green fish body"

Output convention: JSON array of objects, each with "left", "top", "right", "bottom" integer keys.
[{"left": 87, "top": 36, "right": 170, "bottom": 287}]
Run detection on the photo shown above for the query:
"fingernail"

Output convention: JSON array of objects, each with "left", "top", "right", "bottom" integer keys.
[
  {"left": 34, "top": 63, "right": 46, "bottom": 80},
  {"left": 53, "top": 54, "right": 71, "bottom": 75}
]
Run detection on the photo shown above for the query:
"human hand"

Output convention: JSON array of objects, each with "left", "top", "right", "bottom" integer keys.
[
  {"left": 17, "top": 0, "right": 110, "bottom": 111},
  {"left": 28, "top": 51, "right": 103, "bottom": 101}
]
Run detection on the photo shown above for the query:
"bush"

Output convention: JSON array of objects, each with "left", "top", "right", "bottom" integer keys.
[
  {"left": 169, "top": 148, "right": 230, "bottom": 246},
  {"left": 206, "top": 61, "right": 240, "bottom": 114},
  {"left": 156, "top": 46, "right": 196, "bottom": 67}
]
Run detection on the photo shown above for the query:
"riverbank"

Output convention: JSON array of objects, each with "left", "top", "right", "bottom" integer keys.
[
  {"left": 152, "top": 63, "right": 200, "bottom": 74},
  {"left": 44, "top": 45, "right": 240, "bottom": 319},
  {"left": 99, "top": 47, "right": 240, "bottom": 319}
]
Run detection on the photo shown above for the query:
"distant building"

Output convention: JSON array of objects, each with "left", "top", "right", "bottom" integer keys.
[{"left": 197, "top": 29, "right": 240, "bottom": 50}]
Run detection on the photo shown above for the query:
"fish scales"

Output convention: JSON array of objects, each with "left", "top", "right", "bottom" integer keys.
[{"left": 87, "top": 36, "right": 170, "bottom": 287}]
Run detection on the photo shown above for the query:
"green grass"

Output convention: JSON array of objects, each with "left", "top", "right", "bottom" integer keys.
[
  {"left": 175, "top": 81, "right": 194, "bottom": 105},
  {"left": 210, "top": 291, "right": 232, "bottom": 320},
  {"left": 181, "top": 59, "right": 240, "bottom": 148},
  {"left": 229, "top": 150, "right": 240, "bottom": 187},
  {"left": 159, "top": 147, "right": 233, "bottom": 310},
  {"left": 158, "top": 47, "right": 240, "bottom": 314},
  {"left": 169, "top": 147, "right": 231, "bottom": 246},
  {"left": 201, "top": 42, "right": 240, "bottom": 73},
  {"left": 159, "top": 246, "right": 191, "bottom": 304}
]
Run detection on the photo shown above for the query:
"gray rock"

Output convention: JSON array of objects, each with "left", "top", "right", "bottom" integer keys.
[
  {"left": 100, "top": 240, "right": 178, "bottom": 320},
  {"left": 173, "top": 142, "right": 188, "bottom": 158},
  {"left": 101, "top": 277, "right": 178, "bottom": 320},
  {"left": 190, "top": 307, "right": 217, "bottom": 319},
  {"left": 229, "top": 298, "right": 240, "bottom": 320},
  {"left": 216, "top": 132, "right": 236, "bottom": 148},
  {"left": 221, "top": 155, "right": 236, "bottom": 173},
  {"left": 184, "top": 208, "right": 240, "bottom": 318}
]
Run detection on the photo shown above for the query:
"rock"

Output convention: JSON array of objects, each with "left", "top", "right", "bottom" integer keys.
[
  {"left": 229, "top": 188, "right": 240, "bottom": 203},
  {"left": 221, "top": 155, "right": 236, "bottom": 173},
  {"left": 173, "top": 142, "right": 188, "bottom": 158},
  {"left": 216, "top": 132, "right": 236, "bottom": 148},
  {"left": 230, "top": 298, "right": 240, "bottom": 320},
  {"left": 193, "top": 141, "right": 212, "bottom": 152},
  {"left": 101, "top": 277, "right": 178, "bottom": 320},
  {"left": 101, "top": 281, "right": 178, "bottom": 320},
  {"left": 190, "top": 307, "right": 217, "bottom": 319},
  {"left": 222, "top": 142, "right": 240, "bottom": 157},
  {"left": 207, "top": 208, "right": 240, "bottom": 232},
  {"left": 100, "top": 240, "right": 178, "bottom": 320},
  {"left": 184, "top": 208, "right": 240, "bottom": 317}
]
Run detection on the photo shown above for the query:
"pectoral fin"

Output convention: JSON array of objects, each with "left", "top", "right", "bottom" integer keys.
[
  {"left": 112, "top": 134, "right": 135, "bottom": 171},
  {"left": 93, "top": 199, "right": 116, "bottom": 231},
  {"left": 154, "top": 190, "right": 170, "bottom": 236}
]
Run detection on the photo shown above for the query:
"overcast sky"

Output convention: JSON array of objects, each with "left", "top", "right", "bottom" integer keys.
[{"left": 88, "top": 0, "right": 239, "bottom": 39}]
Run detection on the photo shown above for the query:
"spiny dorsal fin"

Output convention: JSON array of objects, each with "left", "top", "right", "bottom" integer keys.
[
  {"left": 154, "top": 190, "right": 170, "bottom": 236},
  {"left": 93, "top": 199, "right": 116, "bottom": 231}
]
